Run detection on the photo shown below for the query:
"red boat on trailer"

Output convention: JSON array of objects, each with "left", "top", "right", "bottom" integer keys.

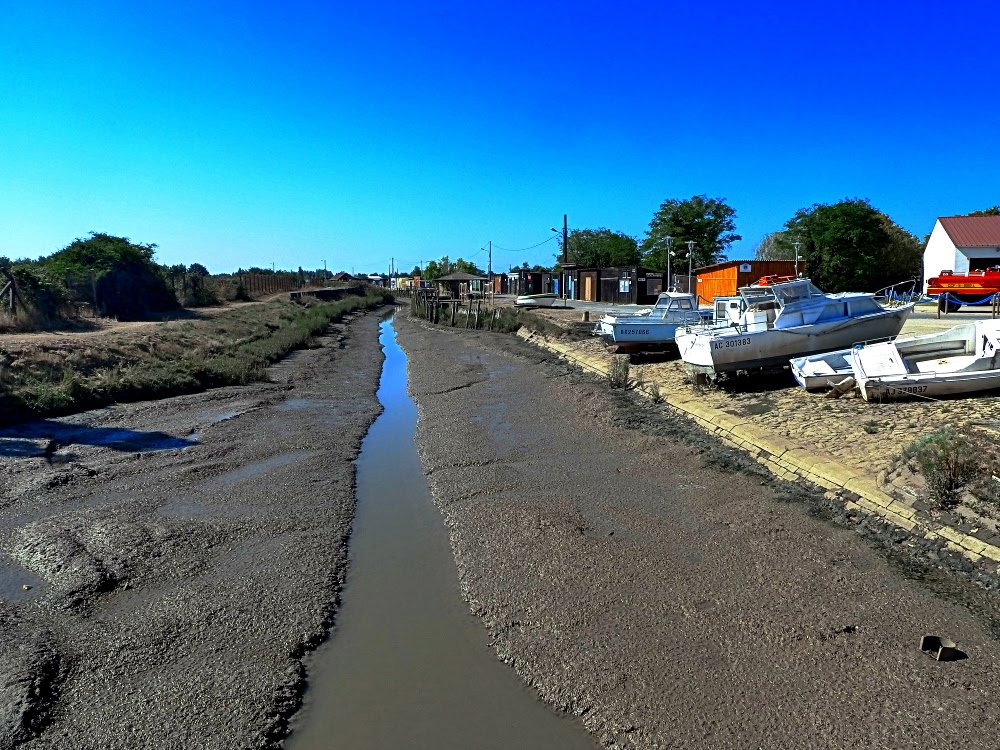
[{"left": 925, "top": 267, "right": 1000, "bottom": 311}]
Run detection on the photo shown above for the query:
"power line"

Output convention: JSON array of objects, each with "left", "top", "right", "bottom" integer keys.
[{"left": 492, "top": 234, "right": 560, "bottom": 253}]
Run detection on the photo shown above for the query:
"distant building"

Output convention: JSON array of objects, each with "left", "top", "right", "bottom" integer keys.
[
  {"left": 693, "top": 260, "right": 800, "bottom": 302},
  {"left": 923, "top": 216, "right": 1000, "bottom": 289},
  {"left": 331, "top": 272, "right": 353, "bottom": 283}
]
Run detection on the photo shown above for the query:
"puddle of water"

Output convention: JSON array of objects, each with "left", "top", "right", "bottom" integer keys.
[
  {"left": 286, "top": 315, "right": 595, "bottom": 750},
  {"left": 0, "top": 420, "right": 194, "bottom": 455},
  {"left": 0, "top": 554, "right": 44, "bottom": 603},
  {"left": 214, "top": 450, "right": 313, "bottom": 488}
]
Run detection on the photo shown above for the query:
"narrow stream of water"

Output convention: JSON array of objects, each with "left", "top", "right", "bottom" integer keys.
[{"left": 286, "top": 315, "right": 595, "bottom": 749}]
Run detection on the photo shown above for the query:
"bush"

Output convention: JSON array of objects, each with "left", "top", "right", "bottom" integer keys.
[
  {"left": 904, "top": 427, "right": 980, "bottom": 509},
  {"left": 608, "top": 355, "right": 631, "bottom": 389}
]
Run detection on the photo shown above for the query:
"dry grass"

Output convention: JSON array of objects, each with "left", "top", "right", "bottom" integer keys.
[{"left": 0, "top": 291, "right": 392, "bottom": 424}]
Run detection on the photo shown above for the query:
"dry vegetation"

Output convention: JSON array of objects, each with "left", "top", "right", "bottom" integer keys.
[{"left": 0, "top": 291, "right": 392, "bottom": 424}]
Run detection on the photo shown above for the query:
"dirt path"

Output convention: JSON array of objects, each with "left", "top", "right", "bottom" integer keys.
[
  {"left": 0, "top": 309, "right": 386, "bottom": 749},
  {"left": 396, "top": 313, "right": 1000, "bottom": 750}
]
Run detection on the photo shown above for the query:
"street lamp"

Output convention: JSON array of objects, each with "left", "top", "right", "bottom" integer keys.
[
  {"left": 322, "top": 259, "right": 327, "bottom": 284},
  {"left": 664, "top": 236, "right": 673, "bottom": 291},
  {"left": 793, "top": 241, "right": 802, "bottom": 277},
  {"left": 686, "top": 240, "right": 695, "bottom": 297},
  {"left": 550, "top": 215, "right": 570, "bottom": 306}
]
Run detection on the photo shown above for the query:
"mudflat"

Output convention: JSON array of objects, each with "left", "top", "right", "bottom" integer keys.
[
  {"left": 0, "top": 312, "right": 385, "bottom": 749},
  {"left": 396, "top": 313, "right": 1000, "bottom": 750}
]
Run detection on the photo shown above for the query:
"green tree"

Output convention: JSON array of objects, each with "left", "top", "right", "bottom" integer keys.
[
  {"left": 780, "top": 199, "right": 921, "bottom": 292},
  {"left": 557, "top": 228, "right": 640, "bottom": 268},
  {"left": 423, "top": 260, "right": 442, "bottom": 280},
  {"left": 641, "top": 195, "right": 741, "bottom": 271},
  {"left": 967, "top": 206, "right": 1000, "bottom": 216},
  {"left": 753, "top": 232, "right": 795, "bottom": 260},
  {"left": 40, "top": 233, "right": 177, "bottom": 319},
  {"left": 452, "top": 257, "right": 485, "bottom": 275}
]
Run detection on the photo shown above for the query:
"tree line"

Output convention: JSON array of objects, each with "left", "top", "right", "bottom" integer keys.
[
  {"left": 0, "top": 232, "right": 317, "bottom": 325},
  {"left": 540, "top": 196, "right": 995, "bottom": 293},
  {"left": 414, "top": 195, "right": 970, "bottom": 294}
]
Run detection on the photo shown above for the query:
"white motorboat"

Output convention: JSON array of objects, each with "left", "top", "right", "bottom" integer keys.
[
  {"left": 592, "top": 291, "right": 712, "bottom": 352},
  {"left": 789, "top": 349, "right": 857, "bottom": 390},
  {"left": 852, "top": 319, "right": 1000, "bottom": 401},
  {"left": 675, "top": 276, "right": 915, "bottom": 381},
  {"left": 515, "top": 293, "right": 560, "bottom": 307}
]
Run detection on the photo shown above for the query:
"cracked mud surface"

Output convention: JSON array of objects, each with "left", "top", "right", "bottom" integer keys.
[
  {"left": 395, "top": 313, "right": 1000, "bottom": 750},
  {"left": 0, "top": 311, "right": 385, "bottom": 750}
]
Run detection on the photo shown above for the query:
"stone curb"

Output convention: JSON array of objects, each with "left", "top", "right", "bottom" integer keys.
[{"left": 530, "top": 336, "right": 1000, "bottom": 573}]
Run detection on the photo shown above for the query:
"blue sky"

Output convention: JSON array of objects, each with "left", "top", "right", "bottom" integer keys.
[{"left": 2, "top": 1, "right": 998, "bottom": 275}]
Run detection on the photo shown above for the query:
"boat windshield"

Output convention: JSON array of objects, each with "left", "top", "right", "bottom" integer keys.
[
  {"left": 771, "top": 281, "right": 824, "bottom": 305},
  {"left": 740, "top": 280, "right": 823, "bottom": 309}
]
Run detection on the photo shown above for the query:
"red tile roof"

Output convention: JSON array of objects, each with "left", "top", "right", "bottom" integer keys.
[{"left": 939, "top": 216, "right": 1000, "bottom": 247}]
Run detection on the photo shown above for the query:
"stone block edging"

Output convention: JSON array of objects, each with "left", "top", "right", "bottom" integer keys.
[{"left": 527, "top": 335, "right": 1000, "bottom": 572}]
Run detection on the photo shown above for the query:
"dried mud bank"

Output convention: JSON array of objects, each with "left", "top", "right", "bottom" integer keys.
[
  {"left": 395, "top": 313, "right": 1000, "bottom": 750},
  {"left": 0, "top": 309, "right": 388, "bottom": 749}
]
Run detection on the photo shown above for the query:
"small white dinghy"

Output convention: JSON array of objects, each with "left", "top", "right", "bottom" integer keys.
[
  {"left": 515, "top": 293, "right": 559, "bottom": 307},
  {"left": 789, "top": 349, "right": 856, "bottom": 391},
  {"left": 852, "top": 319, "right": 1000, "bottom": 401}
]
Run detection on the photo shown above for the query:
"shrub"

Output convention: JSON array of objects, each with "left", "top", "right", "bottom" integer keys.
[
  {"left": 608, "top": 355, "right": 630, "bottom": 389},
  {"left": 904, "top": 427, "right": 980, "bottom": 510}
]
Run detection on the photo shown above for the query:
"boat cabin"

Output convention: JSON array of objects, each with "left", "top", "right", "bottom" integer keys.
[{"left": 736, "top": 278, "right": 882, "bottom": 331}]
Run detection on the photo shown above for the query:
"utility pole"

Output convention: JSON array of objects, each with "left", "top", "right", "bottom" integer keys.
[
  {"left": 562, "top": 214, "right": 569, "bottom": 305},
  {"left": 488, "top": 240, "right": 492, "bottom": 298},
  {"left": 665, "top": 236, "right": 673, "bottom": 291},
  {"left": 686, "top": 240, "right": 695, "bottom": 296}
]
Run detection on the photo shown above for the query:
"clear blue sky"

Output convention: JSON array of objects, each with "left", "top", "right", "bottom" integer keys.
[{"left": 2, "top": 1, "right": 998, "bottom": 275}]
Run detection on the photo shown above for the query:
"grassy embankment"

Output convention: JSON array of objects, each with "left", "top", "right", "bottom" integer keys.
[{"left": 0, "top": 291, "right": 392, "bottom": 424}]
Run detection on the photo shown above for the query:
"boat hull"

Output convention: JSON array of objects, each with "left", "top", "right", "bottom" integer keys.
[
  {"left": 789, "top": 349, "right": 856, "bottom": 390},
  {"left": 854, "top": 319, "right": 1000, "bottom": 400},
  {"left": 859, "top": 370, "right": 1000, "bottom": 401},
  {"left": 677, "top": 305, "right": 913, "bottom": 379},
  {"left": 515, "top": 294, "right": 559, "bottom": 307},
  {"left": 594, "top": 314, "right": 705, "bottom": 346}
]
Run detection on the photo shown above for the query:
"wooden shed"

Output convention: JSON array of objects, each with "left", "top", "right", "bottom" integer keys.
[
  {"left": 694, "top": 260, "right": 801, "bottom": 302},
  {"left": 598, "top": 266, "right": 664, "bottom": 305}
]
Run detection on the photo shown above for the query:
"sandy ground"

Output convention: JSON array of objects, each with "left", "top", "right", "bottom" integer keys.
[
  {"left": 396, "top": 313, "right": 1000, "bottom": 750},
  {"left": 529, "top": 307, "right": 1000, "bottom": 513},
  {"left": 0, "top": 311, "right": 385, "bottom": 749}
]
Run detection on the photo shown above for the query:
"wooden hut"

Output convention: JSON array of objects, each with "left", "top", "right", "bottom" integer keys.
[{"left": 693, "top": 260, "right": 801, "bottom": 303}]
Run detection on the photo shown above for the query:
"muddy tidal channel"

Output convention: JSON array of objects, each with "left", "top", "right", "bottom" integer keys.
[{"left": 286, "top": 315, "right": 594, "bottom": 748}]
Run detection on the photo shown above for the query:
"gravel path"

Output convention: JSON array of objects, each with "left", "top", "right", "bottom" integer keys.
[
  {"left": 395, "top": 313, "right": 1000, "bottom": 750},
  {"left": 0, "top": 311, "right": 386, "bottom": 749}
]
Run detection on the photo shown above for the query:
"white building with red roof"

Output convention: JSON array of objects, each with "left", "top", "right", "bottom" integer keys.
[{"left": 923, "top": 215, "right": 1000, "bottom": 289}]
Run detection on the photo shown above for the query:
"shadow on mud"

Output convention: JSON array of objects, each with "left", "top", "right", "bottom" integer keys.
[{"left": 0, "top": 419, "right": 194, "bottom": 456}]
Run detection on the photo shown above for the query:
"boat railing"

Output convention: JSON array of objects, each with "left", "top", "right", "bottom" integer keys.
[{"left": 874, "top": 278, "right": 919, "bottom": 307}]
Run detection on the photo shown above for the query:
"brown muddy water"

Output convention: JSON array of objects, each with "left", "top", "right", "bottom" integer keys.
[{"left": 286, "top": 316, "right": 596, "bottom": 749}]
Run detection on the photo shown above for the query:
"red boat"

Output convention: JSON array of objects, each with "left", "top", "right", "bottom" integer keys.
[{"left": 925, "top": 267, "right": 1000, "bottom": 310}]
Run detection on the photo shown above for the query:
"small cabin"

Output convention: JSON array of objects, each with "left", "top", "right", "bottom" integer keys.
[{"left": 694, "top": 260, "right": 801, "bottom": 303}]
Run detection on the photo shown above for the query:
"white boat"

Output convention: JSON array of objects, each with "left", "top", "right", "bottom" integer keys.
[
  {"left": 789, "top": 349, "right": 857, "bottom": 390},
  {"left": 852, "top": 319, "right": 1000, "bottom": 401},
  {"left": 515, "top": 293, "right": 560, "bottom": 307},
  {"left": 592, "top": 291, "right": 711, "bottom": 351},
  {"left": 675, "top": 276, "right": 915, "bottom": 381}
]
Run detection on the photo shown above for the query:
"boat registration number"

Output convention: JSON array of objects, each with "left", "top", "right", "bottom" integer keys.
[
  {"left": 712, "top": 338, "right": 751, "bottom": 350},
  {"left": 625, "top": 329, "right": 650, "bottom": 336},
  {"left": 889, "top": 384, "right": 928, "bottom": 394}
]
